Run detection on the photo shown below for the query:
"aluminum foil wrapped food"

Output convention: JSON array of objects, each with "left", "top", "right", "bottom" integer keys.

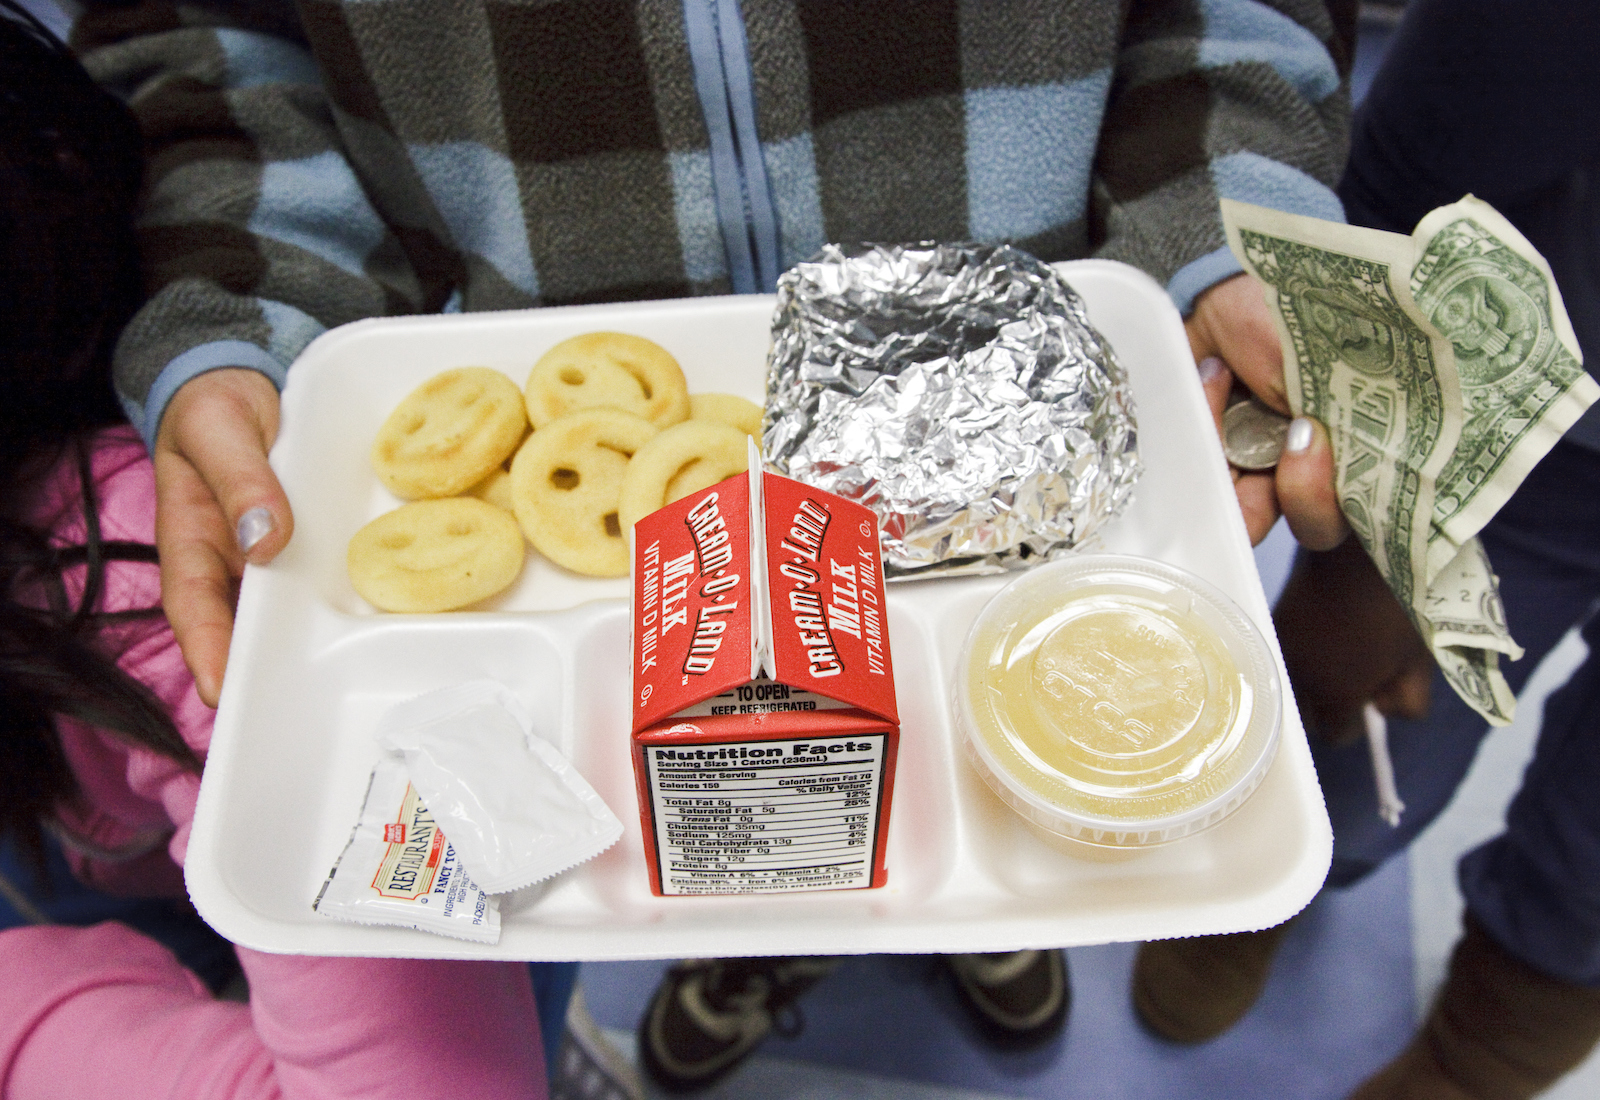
[{"left": 764, "top": 242, "right": 1141, "bottom": 577}]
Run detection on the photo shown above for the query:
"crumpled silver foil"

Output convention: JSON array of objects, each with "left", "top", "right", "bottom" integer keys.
[{"left": 764, "top": 242, "right": 1141, "bottom": 578}]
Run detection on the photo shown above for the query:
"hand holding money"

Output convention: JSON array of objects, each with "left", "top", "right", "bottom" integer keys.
[
  {"left": 1187, "top": 274, "right": 1348, "bottom": 550},
  {"left": 1222, "top": 196, "right": 1600, "bottom": 725}
]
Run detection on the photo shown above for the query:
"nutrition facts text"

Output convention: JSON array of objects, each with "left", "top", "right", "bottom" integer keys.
[{"left": 643, "top": 734, "right": 889, "bottom": 894}]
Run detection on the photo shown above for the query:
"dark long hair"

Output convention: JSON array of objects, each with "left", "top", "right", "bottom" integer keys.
[{"left": 1, "top": 1, "right": 200, "bottom": 875}]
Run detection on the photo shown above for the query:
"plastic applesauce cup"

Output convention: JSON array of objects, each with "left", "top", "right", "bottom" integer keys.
[{"left": 954, "top": 555, "right": 1282, "bottom": 853}]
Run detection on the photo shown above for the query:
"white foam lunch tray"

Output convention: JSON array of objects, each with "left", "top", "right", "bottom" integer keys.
[{"left": 189, "top": 259, "right": 1332, "bottom": 960}]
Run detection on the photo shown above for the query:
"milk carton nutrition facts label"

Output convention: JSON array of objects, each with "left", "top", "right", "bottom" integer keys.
[{"left": 643, "top": 734, "right": 890, "bottom": 895}]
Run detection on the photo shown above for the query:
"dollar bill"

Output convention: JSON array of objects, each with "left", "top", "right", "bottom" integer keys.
[
  {"left": 1423, "top": 535, "right": 1520, "bottom": 657},
  {"left": 1221, "top": 198, "right": 1597, "bottom": 726},
  {"left": 1412, "top": 198, "right": 1598, "bottom": 576},
  {"left": 1434, "top": 643, "right": 1519, "bottom": 729},
  {"left": 1222, "top": 203, "right": 1458, "bottom": 628}
]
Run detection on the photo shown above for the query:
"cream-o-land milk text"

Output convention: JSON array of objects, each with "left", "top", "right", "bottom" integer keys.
[{"left": 629, "top": 461, "right": 898, "bottom": 896}]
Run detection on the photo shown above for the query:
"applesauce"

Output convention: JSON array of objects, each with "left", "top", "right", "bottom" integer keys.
[{"left": 956, "top": 556, "right": 1281, "bottom": 851}]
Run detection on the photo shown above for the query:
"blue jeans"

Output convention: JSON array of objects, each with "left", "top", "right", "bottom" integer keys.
[
  {"left": 530, "top": 958, "right": 580, "bottom": 1076},
  {"left": 1312, "top": 439, "right": 1600, "bottom": 986}
]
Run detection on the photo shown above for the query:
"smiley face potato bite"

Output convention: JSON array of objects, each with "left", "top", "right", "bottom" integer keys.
[
  {"left": 524, "top": 331, "right": 691, "bottom": 429},
  {"left": 371, "top": 367, "right": 529, "bottom": 499},
  {"left": 346, "top": 497, "right": 526, "bottom": 612},
  {"left": 352, "top": 340, "right": 761, "bottom": 605},
  {"left": 509, "top": 407, "right": 659, "bottom": 577}
]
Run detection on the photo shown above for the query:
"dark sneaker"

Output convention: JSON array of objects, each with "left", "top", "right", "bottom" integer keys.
[
  {"left": 945, "top": 950, "right": 1070, "bottom": 1050},
  {"left": 639, "top": 956, "right": 839, "bottom": 1092}
]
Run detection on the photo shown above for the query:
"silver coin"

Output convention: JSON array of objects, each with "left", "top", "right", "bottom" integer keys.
[{"left": 1223, "top": 397, "right": 1292, "bottom": 471}]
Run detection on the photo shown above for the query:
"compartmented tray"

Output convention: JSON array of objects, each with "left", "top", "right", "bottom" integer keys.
[{"left": 187, "top": 259, "right": 1332, "bottom": 960}]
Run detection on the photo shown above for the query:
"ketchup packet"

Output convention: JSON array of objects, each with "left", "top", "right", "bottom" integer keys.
[
  {"left": 374, "top": 680, "right": 623, "bottom": 895},
  {"left": 314, "top": 756, "right": 500, "bottom": 943}
]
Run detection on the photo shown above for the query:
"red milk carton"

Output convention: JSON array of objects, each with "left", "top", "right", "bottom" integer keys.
[{"left": 629, "top": 464, "right": 898, "bottom": 896}]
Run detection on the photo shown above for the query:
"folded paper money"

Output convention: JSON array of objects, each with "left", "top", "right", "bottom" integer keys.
[{"left": 1222, "top": 196, "right": 1599, "bottom": 725}]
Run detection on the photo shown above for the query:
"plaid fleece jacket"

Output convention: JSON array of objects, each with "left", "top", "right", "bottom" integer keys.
[{"left": 75, "top": 0, "right": 1356, "bottom": 447}]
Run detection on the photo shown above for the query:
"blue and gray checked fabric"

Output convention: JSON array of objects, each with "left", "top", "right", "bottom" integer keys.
[{"left": 73, "top": 0, "right": 1356, "bottom": 448}]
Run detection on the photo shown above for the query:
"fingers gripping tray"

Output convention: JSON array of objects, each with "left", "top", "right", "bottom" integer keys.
[{"left": 188, "top": 261, "right": 1332, "bottom": 960}]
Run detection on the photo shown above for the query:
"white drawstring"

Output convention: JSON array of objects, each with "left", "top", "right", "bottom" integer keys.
[{"left": 1364, "top": 702, "right": 1406, "bottom": 827}]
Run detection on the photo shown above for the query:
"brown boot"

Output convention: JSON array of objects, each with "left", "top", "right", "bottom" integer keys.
[
  {"left": 1131, "top": 918, "right": 1294, "bottom": 1043},
  {"left": 1349, "top": 916, "right": 1600, "bottom": 1100}
]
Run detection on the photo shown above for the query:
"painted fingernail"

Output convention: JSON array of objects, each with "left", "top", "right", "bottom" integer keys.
[
  {"left": 1197, "top": 355, "right": 1226, "bottom": 383},
  {"left": 1286, "top": 417, "right": 1315, "bottom": 454},
  {"left": 237, "top": 507, "right": 273, "bottom": 554}
]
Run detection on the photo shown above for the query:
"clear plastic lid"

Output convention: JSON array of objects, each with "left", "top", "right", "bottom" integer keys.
[{"left": 954, "top": 555, "right": 1282, "bottom": 849}]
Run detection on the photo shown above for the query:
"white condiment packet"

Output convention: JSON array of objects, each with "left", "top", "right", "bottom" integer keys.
[
  {"left": 373, "top": 680, "right": 623, "bottom": 895},
  {"left": 314, "top": 756, "right": 500, "bottom": 943}
]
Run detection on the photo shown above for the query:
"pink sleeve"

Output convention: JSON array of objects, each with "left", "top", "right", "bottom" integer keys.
[
  {"left": 0, "top": 925, "right": 547, "bottom": 1100},
  {"left": 33, "top": 430, "right": 210, "bottom": 862},
  {"left": 116, "top": 622, "right": 213, "bottom": 864},
  {"left": 54, "top": 431, "right": 213, "bottom": 862},
  {"left": 9, "top": 433, "right": 548, "bottom": 1099}
]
